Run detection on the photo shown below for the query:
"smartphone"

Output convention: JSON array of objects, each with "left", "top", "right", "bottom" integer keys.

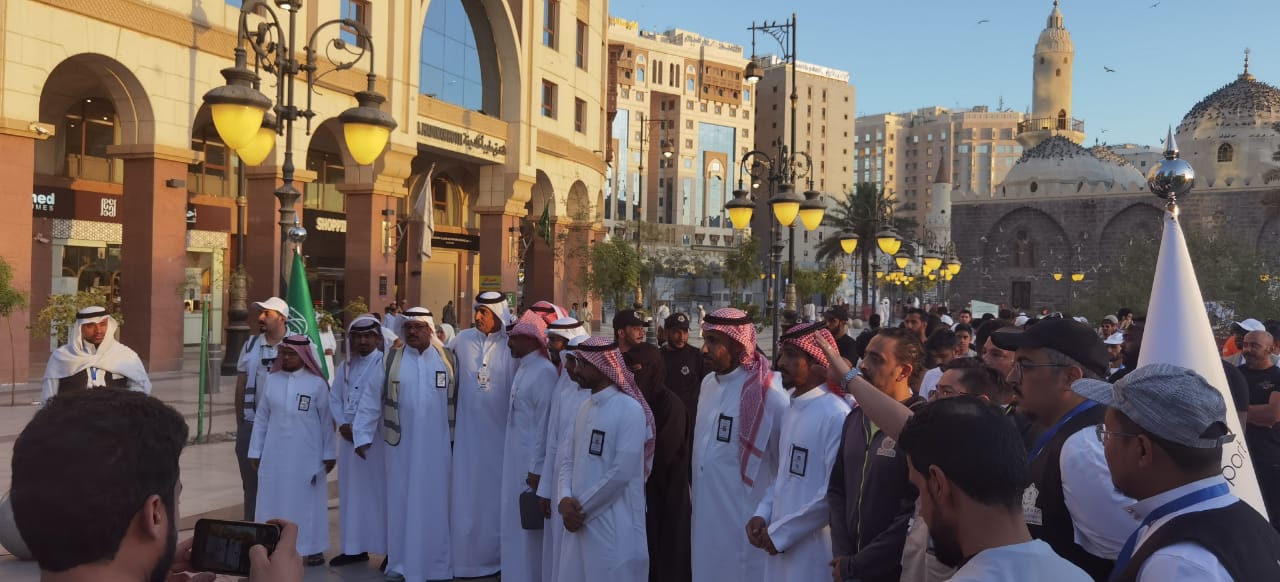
[{"left": 189, "top": 519, "right": 281, "bottom": 577}]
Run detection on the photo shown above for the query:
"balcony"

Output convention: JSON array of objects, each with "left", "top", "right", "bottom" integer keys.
[{"left": 1018, "top": 116, "right": 1085, "bottom": 134}]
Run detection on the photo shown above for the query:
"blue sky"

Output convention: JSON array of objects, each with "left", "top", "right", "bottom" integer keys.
[{"left": 609, "top": 0, "right": 1279, "bottom": 148}]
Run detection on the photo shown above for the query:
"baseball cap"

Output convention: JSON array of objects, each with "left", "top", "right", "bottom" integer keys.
[
  {"left": 823, "top": 305, "right": 850, "bottom": 321},
  {"left": 1234, "top": 318, "right": 1266, "bottom": 333},
  {"left": 665, "top": 312, "right": 691, "bottom": 331},
  {"left": 1102, "top": 314, "right": 1119, "bottom": 324},
  {"left": 991, "top": 317, "right": 1110, "bottom": 378},
  {"left": 1103, "top": 332, "right": 1125, "bottom": 345},
  {"left": 253, "top": 297, "right": 289, "bottom": 316},
  {"left": 1073, "top": 363, "right": 1234, "bottom": 449},
  {"left": 613, "top": 309, "right": 649, "bottom": 329}
]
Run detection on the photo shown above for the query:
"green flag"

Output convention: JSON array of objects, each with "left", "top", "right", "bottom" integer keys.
[
  {"left": 286, "top": 251, "right": 329, "bottom": 380},
  {"left": 537, "top": 200, "right": 552, "bottom": 245}
]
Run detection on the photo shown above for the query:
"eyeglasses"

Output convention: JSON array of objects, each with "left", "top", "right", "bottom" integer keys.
[
  {"left": 1009, "top": 359, "right": 1069, "bottom": 381},
  {"left": 1095, "top": 424, "right": 1140, "bottom": 444}
]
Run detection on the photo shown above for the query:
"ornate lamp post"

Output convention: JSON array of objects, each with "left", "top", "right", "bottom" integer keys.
[{"left": 207, "top": 0, "right": 395, "bottom": 367}]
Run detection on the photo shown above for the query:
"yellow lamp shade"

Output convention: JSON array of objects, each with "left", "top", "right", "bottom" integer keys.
[
  {"left": 928, "top": 273, "right": 937, "bottom": 281},
  {"left": 1071, "top": 272, "right": 1085, "bottom": 282},
  {"left": 211, "top": 103, "right": 267, "bottom": 151},
  {"left": 895, "top": 254, "right": 910, "bottom": 269},
  {"left": 345, "top": 122, "right": 392, "bottom": 166},
  {"left": 840, "top": 272, "right": 848, "bottom": 280},
  {"left": 840, "top": 237, "right": 858, "bottom": 254},
  {"left": 877, "top": 235, "right": 901, "bottom": 256},
  {"left": 237, "top": 126, "right": 277, "bottom": 166},
  {"left": 945, "top": 271, "right": 954, "bottom": 281},
  {"left": 946, "top": 260, "right": 961, "bottom": 275},
  {"left": 728, "top": 205, "right": 754, "bottom": 229},
  {"left": 875, "top": 271, "right": 884, "bottom": 279},
  {"left": 922, "top": 262, "right": 935, "bottom": 275},
  {"left": 798, "top": 207, "right": 824, "bottom": 231},
  {"left": 1053, "top": 272, "right": 1063, "bottom": 281},
  {"left": 923, "top": 255, "right": 943, "bottom": 272},
  {"left": 772, "top": 200, "right": 800, "bottom": 227}
]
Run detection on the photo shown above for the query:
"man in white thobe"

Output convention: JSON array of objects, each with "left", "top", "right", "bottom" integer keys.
[
  {"left": 354, "top": 307, "right": 456, "bottom": 582},
  {"left": 746, "top": 323, "right": 851, "bottom": 582},
  {"left": 41, "top": 306, "right": 151, "bottom": 403},
  {"left": 501, "top": 311, "right": 559, "bottom": 582},
  {"left": 247, "top": 335, "right": 336, "bottom": 565},
  {"left": 556, "top": 336, "right": 654, "bottom": 582},
  {"left": 450, "top": 291, "right": 517, "bottom": 577},
  {"left": 327, "top": 314, "right": 388, "bottom": 568},
  {"left": 538, "top": 321, "right": 591, "bottom": 582},
  {"left": 692, "top": 308, "right": 789, "bottom": 582}
]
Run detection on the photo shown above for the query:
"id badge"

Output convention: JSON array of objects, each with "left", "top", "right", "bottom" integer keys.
[
  {"left": 478, "top": 364, "right": 491, "bottom": 391},
  {"left": 589, "top": 429, "right": 606, "bottom": 456},
  {"left": 343, "top": 389, "right": 360, "bottom": 415},
  {"left": 298, "top": 394, "right": 312, "bottom": 412},
  {"left": 716, "top": 414, "right": 734, "bottom": 443},
  {"left": 789, "top": 445, "right": 809, "bottom": 477},
  {"left": 436, "top": 371, "right": 447, "bottom": 389}
]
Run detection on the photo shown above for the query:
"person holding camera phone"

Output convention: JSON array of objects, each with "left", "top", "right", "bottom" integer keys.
[{"left": 10, "top": 388, "right": 304, "bottom": 582}]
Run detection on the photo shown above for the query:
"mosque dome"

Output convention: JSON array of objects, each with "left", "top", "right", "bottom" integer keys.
[
  {"left": 1175, "top": 54, "right": 1280, "bottom": 188},
  {"left": 1177, "top": 72, "right": 1280, "bottom": 134},
  {"left": 999, "top": 136, "right": 1146, "bottom": 197}
]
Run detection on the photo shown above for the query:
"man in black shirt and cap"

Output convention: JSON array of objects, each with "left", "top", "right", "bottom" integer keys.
[
  {"left": 823, "top": 305, "right": 859, "bottom": 365},
  {"left": 661, "top": 312, "right": 704, "bottom": 431}
]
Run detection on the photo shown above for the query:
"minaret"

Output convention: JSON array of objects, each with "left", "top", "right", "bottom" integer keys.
[
  {"left": 927, "top": 154, "right": 952, "bottom": 247},
  {"left": 1018, "top": 1, "right": 1085, "bottom": 148}
]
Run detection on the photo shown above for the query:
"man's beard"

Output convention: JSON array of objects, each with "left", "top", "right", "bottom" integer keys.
[
  {"left": 926, "top": 504, "right": 965, "bottom": 568},
  {"left": 147, "top": 505, "right": 178, "bottom": 582}
]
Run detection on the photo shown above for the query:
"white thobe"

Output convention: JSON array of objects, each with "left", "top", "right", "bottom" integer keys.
[
  {"left": 691, "top": 367, "right": 789, "bottom": 582},
  {"left": 500, "top": 353, "right": 558, "bottom": 582},
  {"left": 450, "top": 327, "right": 517, "bottom": 576},
  {"left": 556, "top": 386, "right": 649, "bottom": 582},
  {"left": 537, "top": 372, "right": 591, "bottom": 582},
  {"left": 248, "top": 368, "right": 335, "bottom": 556},
  {"left": 328, "top": 351, "right": 388, "bottom": 556},
  {"left": 354, "top": 346, "right": 454, "bottom": 580},
  {"left": 753, "top": 387, "right": 850, "bottom": 582},
  {"left": 320, "top": 329, "right": 337, "bottom": 381}
]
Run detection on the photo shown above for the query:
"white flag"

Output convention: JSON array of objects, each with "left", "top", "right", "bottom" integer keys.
[
  {"left": 1137, "top": 208, "right": 1268, "bottom": 518},
  {"left": 413, "top": 163, "right": 437, "bottom": 260}
]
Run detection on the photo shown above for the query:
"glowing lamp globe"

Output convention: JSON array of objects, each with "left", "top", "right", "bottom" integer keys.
[{"left": 339, "top": 90, "right": 398, "bottom": 166}]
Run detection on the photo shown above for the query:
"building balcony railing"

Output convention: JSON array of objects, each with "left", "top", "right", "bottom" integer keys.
[{"left": 1018, "top": 117, "right": 1085, "bottom": 134}]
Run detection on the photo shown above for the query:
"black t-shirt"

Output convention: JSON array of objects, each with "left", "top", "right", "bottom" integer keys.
[
  {"left": 834, "top": 333, "right": 858, "bottom": 366},
  {"left": 1242, "top": 364, "right": 1280, "bottom": 454},
  {"left": 1222, "top": 360, "right": 1250, "bottom": 413}
]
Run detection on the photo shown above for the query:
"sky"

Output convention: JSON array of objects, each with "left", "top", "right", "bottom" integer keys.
[{"left": 608, "top": 0, "right": 1280, "bottom": 148}]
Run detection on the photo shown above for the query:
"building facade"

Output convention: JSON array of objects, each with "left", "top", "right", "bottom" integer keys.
[{"left": 0, "top": 0, "right": 610, "bottom": 380}]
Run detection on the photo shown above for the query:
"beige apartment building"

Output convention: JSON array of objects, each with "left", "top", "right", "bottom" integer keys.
[
  {"left": 749, "top": 56, "right": 856, "bottom": 272},
  {"left": 604, "top": 18, "right": 755, "bottom": 258},
  {"left": 0, "top": 0, "right": 612, "bottom": 381},
  {"left": 854, "top": 106, "right": 1024, "bottom": 225}
]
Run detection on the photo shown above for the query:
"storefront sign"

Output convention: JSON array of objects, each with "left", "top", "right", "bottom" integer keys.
[
  {"left": 32, "top": 189, "right": 123, "bottom": 223},
  {"left": 302, "top": 210, "right": 346, "bottom": 270},
  {"left": 416, "top": 121, "right": 507, "bottom": 162},
  {"left": 431, "top": 232, "right": 481, "bottom": 251},
  {"left": 315, "top": 216, "right": 347, "bottom": 233},
  {"left": 479, "top": 275, "right": 502, "bottom": 291}
]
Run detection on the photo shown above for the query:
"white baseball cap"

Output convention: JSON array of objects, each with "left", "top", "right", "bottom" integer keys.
[
  {"left": 1234, "top": 318, "right": 1266, "bottom": 333},
  {"left": 253, "top": 297, "right": 289, "bottom": 316},
  {"left": 1104, "top": 332, "right": 1125, "bottom": 345}
]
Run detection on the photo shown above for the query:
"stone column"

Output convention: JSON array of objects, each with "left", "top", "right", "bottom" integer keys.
[
  {"left": 243, "top": 166, "right": 316, "bottom": 302},
  {"left": 475, "top": 167, "right": 534, "bottom": 292},
  {"left": 111, "top": 145, "right": 198, "bottom": 373},
  {"left": 341, "top": 180, "right": 400, "bottom": 318},
  {"left": 0, "top": 129, "right": 38, "bottom": 384}
]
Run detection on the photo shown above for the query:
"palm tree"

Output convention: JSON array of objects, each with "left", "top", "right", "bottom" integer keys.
[{"left": 814, "top": 183, "right": 919, "bottom": 308}]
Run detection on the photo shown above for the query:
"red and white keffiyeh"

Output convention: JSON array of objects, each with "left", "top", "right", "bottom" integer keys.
[
  {"left": 528, "top": 301, "right": 568, "bottom": 327},
  {"left": 272, "top": 334, "right": 328, "bottom": 383},
  {"left": 701, "top": 307, "right": 772, "bottom": 486},
  {"left": 779, "top": 321, "right": 847, "bottom": 398},
  {"left": 510, "top": 310, "right": 550, "bottom": 359},
  {"left": 576, "top": 336, "right": 656, "bottom": 479}
]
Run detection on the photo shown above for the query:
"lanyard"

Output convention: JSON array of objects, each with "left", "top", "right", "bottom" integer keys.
[
  {"left": 1110, "top": 483, "right": 1230, "bottom": 577},
  {"left": 1029, "top": 400, "right": 1098, "bottom": 461}
]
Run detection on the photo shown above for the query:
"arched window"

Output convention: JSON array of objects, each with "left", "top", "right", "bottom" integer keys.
[
  {"left": 421, "top": 0, "right": 484, "bottom": 111},
  {"left": 1056, "top": 110, "right": 1067, "bottom": 130},
  {"left": 432, "top": 175, "right": 463, "bottom": 226},
  {"left": 1218, "top": 143, "right": 1234, "bottom": 163},
  {"left": 637, "top": 68, "right": 645, "bottom": 83},
  {"left": 62, "top": 97, "right": 121, "bottom": 183}
]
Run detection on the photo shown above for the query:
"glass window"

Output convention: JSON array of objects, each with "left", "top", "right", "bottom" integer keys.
[
  {"left": 339, "top": 1, "right": 370, "bottom": 48},
  {"left": 574, "top": 98, "right": 586, "bottom": 133},
  {"left": 542, "top": 80, "right": 557, "bottom": 117},
  {"left": 62, "top": 98, "right": 121, "bottom": 183},
  {"left": 575, "top": 20, "right": 587, "bottom": 68},
  {"left": 543, "top": 0, "right": 559, "bottom": 48},
  {"left": 304, "top": 150, "right": 345, "bottom": 212},
  {"left": 977, "top": 145, "right": 990, "bottom": 154},
  {"left": 637, "top": 68, "right": 645, "bottom": 83},
  {"left": 743, "top": 89, "right": 750, "bottom": 102},
  {"left": 189, "top": 125, "right": 234, "bottom": 198},
  {"left": 686, "top": 78, "right": 695, "bottom": 91},
  {"left": 421, "top": 0, "right": 484, "bottom": 111}
]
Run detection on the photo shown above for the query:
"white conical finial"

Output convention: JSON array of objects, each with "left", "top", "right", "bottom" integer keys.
[{"left": 1139, "top": 209, "right": 1268, "bottom": 519}]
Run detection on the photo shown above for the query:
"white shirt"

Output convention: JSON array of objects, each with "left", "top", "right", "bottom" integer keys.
[
  {"left": 920, "top": 367, "right": 943, "bottom": 400},
  {"left": 1129, "top": 476, "right": 1235, "bottom": 582},
  {"left": 1059, "top": 427, "right": 1141, "bottom": 559},
  {"left": 949, "top": 539, "right": 1091, "bottom": 581}
]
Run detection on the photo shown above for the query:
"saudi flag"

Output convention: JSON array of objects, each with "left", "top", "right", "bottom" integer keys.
[{"left": 286, "top": 251, "right": 330, "bottom": 380}]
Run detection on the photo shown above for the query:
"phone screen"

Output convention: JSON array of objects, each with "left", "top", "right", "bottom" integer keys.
[{"left": 190, "top": 519, "right": 280, "bottom": 576}]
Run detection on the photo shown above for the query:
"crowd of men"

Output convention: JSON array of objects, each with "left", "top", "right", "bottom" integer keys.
[{"left": 12, "top": 295, "right": 1280, "bottom": 582}]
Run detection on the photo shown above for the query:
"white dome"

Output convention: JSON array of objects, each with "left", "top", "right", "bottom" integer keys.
[
  {"left": 1175, "top": 69, "right": 1280, "bottom": 188},
  {"left": 999, "top": 136, "right": 1146, "bottom": 197}
]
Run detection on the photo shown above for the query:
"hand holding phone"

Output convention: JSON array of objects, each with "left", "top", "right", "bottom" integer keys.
[
  {"left": 248, "top": 519, "right": 303, "bottom": 582},
  {"left": 189, "top": 519, "right": 283, "bottom": 577}
]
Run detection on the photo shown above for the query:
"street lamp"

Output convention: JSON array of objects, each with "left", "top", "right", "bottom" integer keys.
[
  {"left": 839, "top": 228, "right": 859, "bottom": 254},
  {"left": 205, "top": 0, "right": 396, "bottom": 290}
]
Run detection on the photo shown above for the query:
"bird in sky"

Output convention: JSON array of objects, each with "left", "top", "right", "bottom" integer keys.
[
  {"left": 976, "top": 19, "right": 990, "bottom": 24},
  {"left": 1150, "top": 2, "right": 1161, "bottom": 7},
  {"left": 1104, "top": 66, "right": 1116, "bottom": 73}
]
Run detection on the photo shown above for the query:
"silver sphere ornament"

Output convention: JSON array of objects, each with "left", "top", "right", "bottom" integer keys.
[
  {"left": 1146, "top": 158, "right": 1195, "bottom": 201},
  {"left": 287, "top": 225, "right": 308, "bottom": 244}
]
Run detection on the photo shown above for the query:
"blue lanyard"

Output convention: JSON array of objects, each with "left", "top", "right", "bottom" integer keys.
[
  {"left": 1029, "top": 400, "right": 1098, "bottom": 461},
  {"left": 1110, "top": 483, "right": 1230, "bottom": 578}
]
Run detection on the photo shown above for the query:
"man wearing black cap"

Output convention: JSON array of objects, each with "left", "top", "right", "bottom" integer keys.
[
  {"left": 614, "top": 308, "right": 649, "bottom": 353},
  {"left": 992, "top": 319, "right": 1140, "bottom": 580},
  {"left": 823, "top": 305, "right": 859, "bottom": 365},
  {"left": 1074, "top": 364, "right": 1280, "bottom": 581},
  {"left": 662, "top": 312, "right": 704, "bottom": 432}
]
